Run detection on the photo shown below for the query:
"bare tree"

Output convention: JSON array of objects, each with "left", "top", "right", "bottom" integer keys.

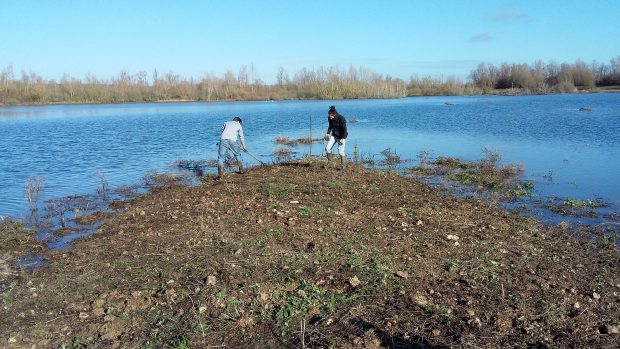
[{"left": 276, "top": 66, "right": 289, "bottom": 88}]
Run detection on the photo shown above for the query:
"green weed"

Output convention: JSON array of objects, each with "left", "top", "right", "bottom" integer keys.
[
  {"left": 172, "top": 336, "right": 190, "bottom": 349},
  {"left": 326, "top": 181, "right": 344, "bottom": 190},
  {"left": 422, "top": 303, "right": 454, "bottom": 323},
  {"left": 397, "top": 205, "right": 417, "bottom": 217},
  {"left": 445, "top": 260, "right": 461, "bottom": 273},
  {"left": 506, "top": 182, "right": 534, "bottom": 199},
  {"left": 274, "top": 280, "right": 355, "bottom": 329},
  {"left": 274, "top": 281, "right": 323, "bottom": 326},
  {"left": 177, "top": 263, "right": 191, "bottom": 273},
  {"left": 298, "top": 206, "right": 324, "bottom": 217},
  {"left": 448, "top": 171, "right": 503, "bottom": 190},
  {"left": 140, "top": 341, "right": 159, "bottom": 349},
  {"left": 1, "top": 289, "right": 16, "bottom": 307},
  {"left": 226, "top": 297, "right": 242, "bottom": 315},
  {"left": 215, "top": 287, "right": 228, "bottom": 300},
  {"left": 191, "top": 321, "right": 210, "bottom": 334},
  {"left": 58, "top": 337, "right": 84, "bottom": 349},
  {"left": 563, "top": 198, "right": 603, "bottom": 208},
  {"left": 267, "top": 182, "right": 297, "bottom": 198},
  {"left": 346, "top": 255, "right": 396, "bottom": 295}
]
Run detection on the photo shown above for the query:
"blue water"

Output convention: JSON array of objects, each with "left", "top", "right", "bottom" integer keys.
[{"left": 1, "top": 94, "right": 619, "bottom": 223}]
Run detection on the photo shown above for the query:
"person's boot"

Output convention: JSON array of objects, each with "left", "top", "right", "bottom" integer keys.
[
  {"left": 325, "top": 153, "right": 333, "bottom": 168},
  {"left": 217, "top": 165, "right": 224, "bottom": 179},
  {"left": 340, "top": 155, "right": 346, "bottom": 171},
  {"left": 238, "top": 161, "right": 244, "bottom": 174}
]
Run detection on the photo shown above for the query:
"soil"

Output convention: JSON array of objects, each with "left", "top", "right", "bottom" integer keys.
[
  {"left": 1, "top": 160, "right": 619, "bottom": 348},
  {"left": 74, "top": 212, "right": 114, "bottom": 226}
]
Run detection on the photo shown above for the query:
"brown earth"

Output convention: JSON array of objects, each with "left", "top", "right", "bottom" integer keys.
[{"left": 1, "top": 161, "right": 619, "bottom": 348}]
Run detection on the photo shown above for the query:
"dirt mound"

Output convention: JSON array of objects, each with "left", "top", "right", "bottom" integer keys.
[{"left": 1, "top": 162, "right": 618, "bottom": 348}]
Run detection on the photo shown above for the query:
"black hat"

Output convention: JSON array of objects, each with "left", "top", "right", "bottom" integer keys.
[{"left": 233, "top": 116, "right": 242, "bottom": 123}]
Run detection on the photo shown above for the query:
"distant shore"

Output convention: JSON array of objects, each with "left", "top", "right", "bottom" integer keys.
[{"left": 2, "top": 86, "right": 619, "bottom": 108}]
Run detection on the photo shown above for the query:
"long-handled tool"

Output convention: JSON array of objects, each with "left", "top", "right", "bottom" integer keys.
[
  {"left": 217, "top": 141, "right": 266, "bottom": 165},
  {"left": 244, "top": 149, "right": 266, "bottom": 165}
]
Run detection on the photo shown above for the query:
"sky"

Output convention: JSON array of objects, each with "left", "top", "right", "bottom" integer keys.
[{"left": 1, "top": 0, "right": 619, "bottom": 83}]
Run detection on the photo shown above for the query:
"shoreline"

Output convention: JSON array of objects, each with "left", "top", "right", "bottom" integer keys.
[
  {"left": 1, "top": 161, "right": 618, "bottom": 348},
  {"left": 2, "top": 87, "right": 620, "bottom": 108}
]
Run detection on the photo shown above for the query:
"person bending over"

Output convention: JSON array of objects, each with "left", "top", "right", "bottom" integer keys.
[{"left": 218, "top": 116, "right": 246, "bottom": 178}]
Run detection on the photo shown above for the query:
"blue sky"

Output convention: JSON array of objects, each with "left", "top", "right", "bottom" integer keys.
[{"left": 1, "top": 0, "right": 619, "bottom": 83}]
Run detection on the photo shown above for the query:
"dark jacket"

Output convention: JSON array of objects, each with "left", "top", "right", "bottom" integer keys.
[{"left": 327, "top": 113, "right": 348, "bottom": 139}]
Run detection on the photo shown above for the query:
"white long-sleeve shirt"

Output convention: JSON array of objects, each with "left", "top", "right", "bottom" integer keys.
[{"left": 220, "top": 121, "right": 245, "bottom": 148}]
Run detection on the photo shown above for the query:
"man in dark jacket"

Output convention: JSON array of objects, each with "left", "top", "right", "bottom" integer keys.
[{"left": 324, "top": 105, "right": 348, "bottom": 170}]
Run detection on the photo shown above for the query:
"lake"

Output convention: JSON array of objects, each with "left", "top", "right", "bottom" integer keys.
[{"left": 1, "top": 94, "right": 619, "bottom": 225}]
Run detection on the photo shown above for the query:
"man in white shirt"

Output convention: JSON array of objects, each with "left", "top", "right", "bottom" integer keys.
[{"left": 218, "top": 116, "right": 246, "bottom": 178}]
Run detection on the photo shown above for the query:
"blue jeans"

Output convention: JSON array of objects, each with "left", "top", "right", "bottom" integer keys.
[{"left": 218, "top": 139, "right": 242, "bottom": 165}]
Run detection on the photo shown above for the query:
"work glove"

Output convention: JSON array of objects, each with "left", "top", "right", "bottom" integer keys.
[{"left": 324, "top": 134, "right": 330, "bottom": 141}]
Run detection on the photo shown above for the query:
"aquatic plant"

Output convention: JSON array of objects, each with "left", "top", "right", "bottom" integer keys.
[
  {"left": 274, "top": 135, "right": 298, "bottom": 146},
  {"left": 481, "top": 147, "right": 502, "bottom": 168},
  {"left": 24, "top": 176, "right": 45, "bottom": 213},
  {"left": 563, "top": 198, "right": 604, "bottom": 208},
  {"left": 543, "top": 169, "right": 554, "bottom": 182},
  {"left": 416, "top": 150, "right": 431, "bottom": 167},
  {"left": 142, "top": 171, "right": 192, "bottom": 187},
  {"left": 380, "top": 147, "right": 403, "bottom": 171},
  {"left": 432, "top": 156, "right": 469, "bottom": 169},
  {"left": 506, "top": 182, "right": 535, "bottom": 200},
  {"left": 360, "top": 153, "right": 376, "bottom": 167},
  {"left": 96, "top": 171, "right": 109, "bottom": 200},
  {"left": 273, "top": 146, "right": 293, "bottom": 163},
  {"left": 295, "top": 136, "right": 315, "bottom": 144},
  {"left": 274, "top": 135, "right": 319, "bottom": 146}
]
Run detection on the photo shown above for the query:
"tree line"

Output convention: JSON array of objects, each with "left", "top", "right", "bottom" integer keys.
[
  {"left": 1, "top": 57, "right": 619, "bottom": 105},
  {"left": 0, "top": 65, "right": 408, "bottom": 105},
  {"left": 469, "top": 57, "right": 620, "bottom": 92}
]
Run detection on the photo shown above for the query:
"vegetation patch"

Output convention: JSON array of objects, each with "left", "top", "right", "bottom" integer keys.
[
  {"left": 379, "top": 147, "right": 404, "bottom": 171},
  {"left": 564, "top": 198, "right": 606, "bottom": 208},
  {"left": 432, "top": 156, "right": 471, "bottom": 170},
  {"left": 266, "top": 182, "right": 297, "bottom": 199},
  {"left": 274, "top": 135, "right": 322, "bottom": 146},
  {"left": 545, "top": 197, "right": 609, "bottom": 218},
  {"left": 0, "top": 219, "right": 46, "bottom": 260},
  {"left": 412, "top": 149, "right": 532, "bottom": 201},
  {"left": 142, "top": 171, "right": 192, "bottom": 187},
  {"left": 273, "top": 146, "right": 294, "bottom": 163},
  {"left": 74, "top": 211, "right": 113, "bottom": 226}
]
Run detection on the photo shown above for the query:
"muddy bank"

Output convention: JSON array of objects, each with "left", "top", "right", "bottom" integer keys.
[{"left": 1, "top": 161, "right": 619, "bottom": 348}]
